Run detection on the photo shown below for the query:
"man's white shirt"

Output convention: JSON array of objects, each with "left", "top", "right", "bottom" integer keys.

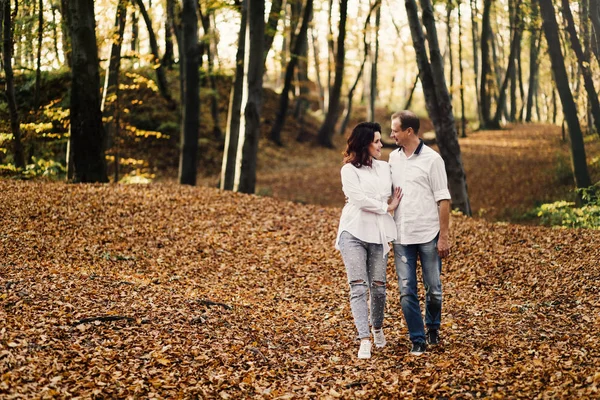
[{"left": 389, "top": 141, "right": 451, "bottom": 245}]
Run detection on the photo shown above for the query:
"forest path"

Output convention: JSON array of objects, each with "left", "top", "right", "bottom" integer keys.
[
  {"left": 1, "top": 180, "right": 599, "bottom": 398},
  {"left": 250, "top": 123, "right": 600, "bottom": 220}
]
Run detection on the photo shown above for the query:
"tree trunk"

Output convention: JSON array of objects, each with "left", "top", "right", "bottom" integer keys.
[
  {"left": 583, "top": 0, "right": 590, "bottom": 60},
  {"left": 167, "top": 0, "right": 183, "bottom": 97},
  {"left": 277, "top": 2, "right": 290, "bottom": 88},
  {"left": 263, "top": 0, "right": 283, "bottom": 65},
  {"left": 561, "top": 0, "right": 600, "bottom": 138},
  {"left": 178, "top": 0, "right": 201, "bottom": 185},
  {"left": 403, "top": 74, "right": 419, "bottom": 110},
  {"left": 11, "top": 1, "right": 23, "bottom": 67},
  {"left": 340, "top": 0, "right": 380, "bottom": 135},
  {"left": 325, "top": 0, "right": 335, "bottom": 113},
  {"left": 491, "top": 23, "right": 503, "bottom": 101},
  {"left": 407, "top": 0, "right": 472, "bottom": 215},
  {"left": 516, "top": 39, "right": 525, "bottom": 121},
  {"left": 406, "top": 0, "right": 440, "bottom": 129},
  {"left": 552, "top": 87, "right": 558, "bottom": 125},
  {"left": 508, "top": 6, "right": 518, "bottom": 122},
  {"left": 220, "top": 0, "right": 247, "bottom": 191},
  {"left": 2, "top": 0, "right": 25, "bottom": 169},
  {"left": 479, "top": 0, "right": 493, "bottom": 128},
  {"left": 491, "top": 9, "right": 521, "bottom": 127},
  {"left": 420, "top": 0, "right": 471, "bottom": 214},
  {"left": 539, "top": 0, "right": 591, "bottom": 190},
  {"left": 133, "top": 0, "right": 173, "bottom": 106},
  {"left": 446, "top": 0, "right": 454, "bottom": 102},
  {"left": 368, "top": 4, "right": 381, "bottom": 122},
  {"left": 199, "top": 5, "right": 223, "bottom": 141},
  {"left": 25, "top": 0, "right": 35, "bottom": 68},
  {"left": 338, "top": 60, "right": 365, "bottom": 136},
  {"left": 1, "top": 1, "right": 5, "bottom": 63},
  {"left": 131, "top": 10, "right": 139, "bottom": 53},
  {"left": 270, "top": 0, "right": 313, "bottom": 145},
  {"left": 59, "top": 0, "right": 71, "bottom": 68},
  {"left": 162, "top": 0, "right": 174, "bottom": 68},
  {"left": 49, "top": 5, "right": 60, "bottom": 64},
  {"left": 310, "top": 25, "right": 325, "bottom": 113},
  {"left": 317, "top": 0, "right": 348, "bottom": 148},
  {"left": 101, "top": 0, "right": 127, "bottom": 180},
  {"left": 458, "top": 0, "right": 467, "bottom": 137},
  {"left": 582, "top": 0, "right": 592, "bottom": 133},
  {"left": 525, "top": 2, "right": 541, "bottom": 123},
  {"left": 591, "top": 0, "right": 600, "bottom": 63},
  {"left": 68, "top": 0, "right": 108, "bottom": 183},
  {"left": 508, "top": 0, "right": 517, "bottom": 122},
  {"left": 293, "top": 18, "right": 310, "bottom": 138},
  {"left": 34, "top": 0, "right": 43, "bottom": 109},
  {"left": 235, "top": 0, "right": 265, "bottom": 194},
  {"left": 339, "top": 2, "right": 378, "bottom": 136},
  {"left": 102, "top": 0, "right": 127, "bottom": 112},
  {"left": 535, "top": 82, "right": 542, "bottom": 122},
  {"left": 470, "top": 0, "right": 481, "bottom": 123}
]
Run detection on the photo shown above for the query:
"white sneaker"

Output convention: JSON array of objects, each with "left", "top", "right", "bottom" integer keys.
[
  {"left": 372, "top": 328, "right": 386, "bottom": 348},
  {"left": 358, "top": 339, "right": 372, "bottom": 359}
]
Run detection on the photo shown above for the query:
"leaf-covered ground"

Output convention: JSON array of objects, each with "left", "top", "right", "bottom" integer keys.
[{"left": 2, "top": 178, "right": 600, "bottom": 398}]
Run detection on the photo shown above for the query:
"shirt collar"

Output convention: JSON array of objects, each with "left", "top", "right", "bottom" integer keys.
[{"left": 398, "top": 139, "right": 424, "bottom": 155}]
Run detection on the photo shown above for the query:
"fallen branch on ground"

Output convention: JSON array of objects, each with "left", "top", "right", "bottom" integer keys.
[
  {"left": 72, "top": 315, "right": 135, "bottom": 326},
  {"left": 197, "top": 299, "right": 232, "bottom": 310}
]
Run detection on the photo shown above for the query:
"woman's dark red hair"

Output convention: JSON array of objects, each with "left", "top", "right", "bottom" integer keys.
[{"left": 343, "top": 122, "right": 382, "bottom": 168}]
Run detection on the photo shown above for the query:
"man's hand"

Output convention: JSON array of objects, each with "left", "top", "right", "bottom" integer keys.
[{"left": 437, "top": 235, "right": 451, "bottom": 258}]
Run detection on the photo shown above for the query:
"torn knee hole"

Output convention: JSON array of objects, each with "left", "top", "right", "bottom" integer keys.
[
  {"left": 350, "top": 280, "right": 366, "bottom": 286},
  {"left": 373, "top": 281, "right": 385, "bottom": 287}
]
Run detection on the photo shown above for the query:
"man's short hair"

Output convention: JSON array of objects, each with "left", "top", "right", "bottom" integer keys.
[{"left": 392, "top": 110, "right": 420, "bottom": 134}]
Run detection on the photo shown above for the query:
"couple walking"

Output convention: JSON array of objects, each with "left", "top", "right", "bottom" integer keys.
[{"left": 335, "top": 110, "right": 451, "bottom": 359}]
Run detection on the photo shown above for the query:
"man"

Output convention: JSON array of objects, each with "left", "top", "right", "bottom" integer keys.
[{"left": 389, "top": 110, "right": 451, "bottom": 356}]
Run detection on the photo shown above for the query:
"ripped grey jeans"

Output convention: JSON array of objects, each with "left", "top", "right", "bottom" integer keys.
[{"left": 338, "top": 231, "right": 387, "bottom": 339}]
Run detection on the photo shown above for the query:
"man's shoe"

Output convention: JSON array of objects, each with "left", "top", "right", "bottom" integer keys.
[
  {"left": 427, "top": 329, "right": 439, "bottom": 345},
  {"left": 372, "top": 328, "right": 386, "bottom": 348},
  {"left": 409, "top": 342, "right": 426, "bottom": 356},
  {"left": 358, "top": 339, "right": 372, "bottom": 359}
]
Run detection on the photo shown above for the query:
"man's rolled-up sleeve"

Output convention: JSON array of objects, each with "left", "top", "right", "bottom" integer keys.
[{"left": 430, "top": 157, "right": 451, "bottom": 202}]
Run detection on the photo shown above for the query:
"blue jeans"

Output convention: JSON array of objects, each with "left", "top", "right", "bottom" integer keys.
[
  {"left": 393, "top": 234, "right": 442, "bottom": 344},
  {"left": 338, "top": 231, "right": 387, "bottom": 339}
]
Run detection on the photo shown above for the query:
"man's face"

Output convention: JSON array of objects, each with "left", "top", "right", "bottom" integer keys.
[{"left": 390, "top": 118, "right": 405, "bottom": 146}]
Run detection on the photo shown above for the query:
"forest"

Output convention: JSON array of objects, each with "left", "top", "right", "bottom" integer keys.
[
  {"left": 0, "top": 0, "right": 598, "bottom": 203},
  {"left": 1, "top": 0, "right": 600, "bottom": 397}
]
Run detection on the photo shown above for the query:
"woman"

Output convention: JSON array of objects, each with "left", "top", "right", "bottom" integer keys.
[{"left": 335, "top": 122, "right": 402, "bottom": 359}]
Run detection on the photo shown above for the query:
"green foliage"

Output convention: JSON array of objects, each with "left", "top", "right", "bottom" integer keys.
[
  {"left": 1, "top": 157, "right": 66, "bottom": 180},
  {"left": 534, "top": 183, "right": 600, "bottom": 229},
  {"left": 578, "top": 182, "right": 600, "bottom": 203},
  {"left": 119, "top": 171, "right": 155, "bottom": 184},
  {"left": 157, "top": 121, "right": 180, "bottom": 137},
  {"left": 0, "top": 164, "right": 18, "bottom": 176},
  {"left": 23, "top": 158, "right": 66, "bottom": 179}
]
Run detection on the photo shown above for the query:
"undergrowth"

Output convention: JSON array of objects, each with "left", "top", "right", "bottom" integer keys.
[{"left": 532, "top": 183, "right": 600, "bottom": 229}]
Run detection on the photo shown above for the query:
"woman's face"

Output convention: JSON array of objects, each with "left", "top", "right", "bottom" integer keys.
[{"left": 368, "top": 131, "right": 383, "bottom": 159}]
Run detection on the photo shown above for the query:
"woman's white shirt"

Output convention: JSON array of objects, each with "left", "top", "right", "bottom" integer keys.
[{"left": 336, "top": 160, "right": 397, "bottom": 256}]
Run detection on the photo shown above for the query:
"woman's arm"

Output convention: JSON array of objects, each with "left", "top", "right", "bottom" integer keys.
[
  {"left": 341, "top": 166, "right": 389, "bottom": 214},
  {"left": 387, "top": 187, "right": 402, "bottom": 213}
]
